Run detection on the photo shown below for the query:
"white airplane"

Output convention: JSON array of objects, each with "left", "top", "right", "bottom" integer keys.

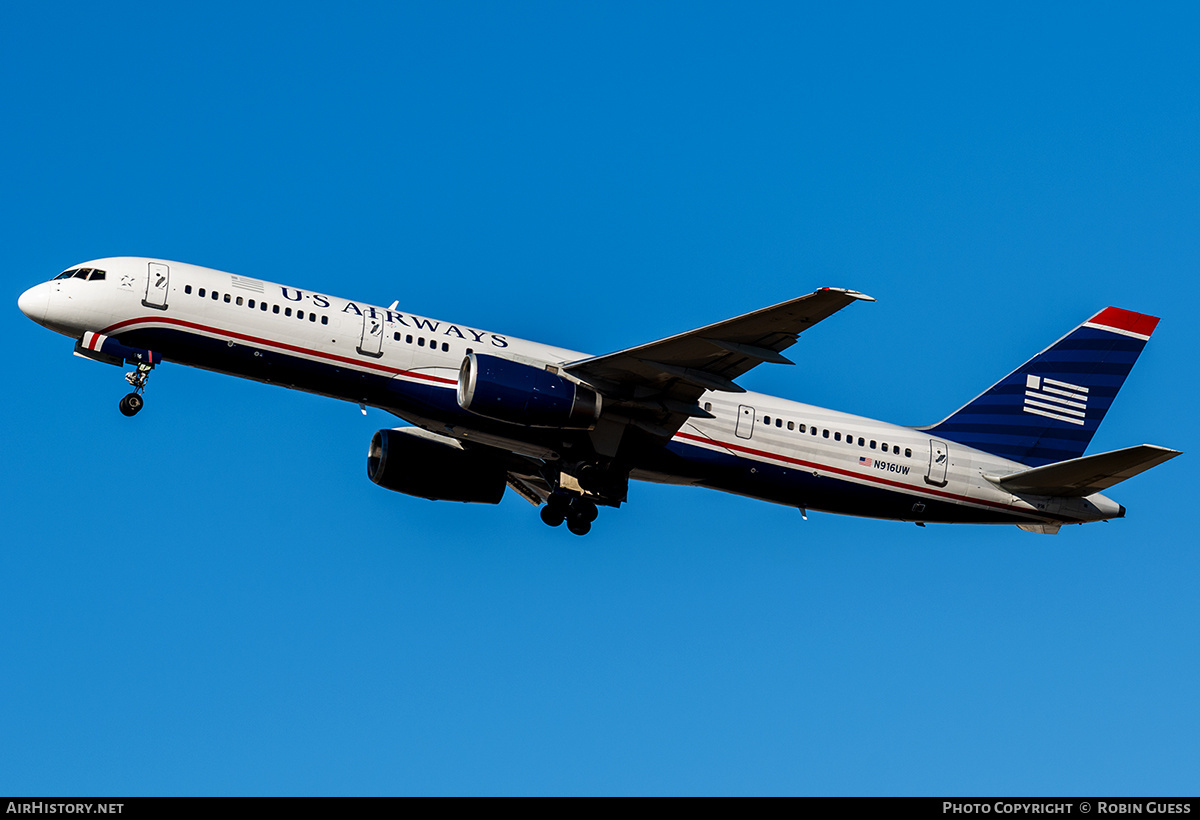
[{"left": 18, "top": 257, "right": 1180, "bottom": 535}]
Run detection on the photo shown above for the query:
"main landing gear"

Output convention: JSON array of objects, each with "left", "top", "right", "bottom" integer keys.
[
  {"left": 118, "top": 361, "right": 154, "bottom": 417},
  {"left": 533, "top": 459, "right": 627, "bottom": 536},
  {"left": 539, "top": 493, "right": 599, "bottom": 536}
]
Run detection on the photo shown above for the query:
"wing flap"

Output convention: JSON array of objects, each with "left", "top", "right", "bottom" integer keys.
[{"left": 986, "top": 444, "right": 1181, "bottom": 497}]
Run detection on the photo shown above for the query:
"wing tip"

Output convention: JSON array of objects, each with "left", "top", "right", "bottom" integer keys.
[{"left": 818, "top": 286, "right": 876, "bottom": 302}]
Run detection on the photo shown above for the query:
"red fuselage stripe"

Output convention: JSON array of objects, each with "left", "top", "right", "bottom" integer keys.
[
  {"left": 103, "top": 317, "right": 1052, "bottom": 520},
  {"left": 101, "top": 316, "right": 458, "bottom": 385},
  {"left": 672, "top": 431, "right": 1029, "bottom": 514}
]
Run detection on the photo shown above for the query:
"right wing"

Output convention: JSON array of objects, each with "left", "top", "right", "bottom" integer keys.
[{"left": 563, "top": 287, "right": 873, "bottom": 437}]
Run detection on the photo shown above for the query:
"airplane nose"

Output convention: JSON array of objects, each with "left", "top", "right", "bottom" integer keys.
[{"left": 18, "top": 284, "right": 48, "bottom": 323}]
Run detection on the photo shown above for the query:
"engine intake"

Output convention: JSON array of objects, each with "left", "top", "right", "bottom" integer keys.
[
  {"left": 367, "top": 427, "right": 506, "bottom": 504},
  {"left": 457, "top": 352, "right": 601, "bottom": 429}
]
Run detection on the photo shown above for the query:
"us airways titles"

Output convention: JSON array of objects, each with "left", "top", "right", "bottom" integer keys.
[{"left": 277, "top": 287, "right": 509, "bottom": 348}]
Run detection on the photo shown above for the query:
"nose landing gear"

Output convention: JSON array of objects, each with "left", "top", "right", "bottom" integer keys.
[{"left": 118, "top": 361, "right": 154, "bottom": 417}]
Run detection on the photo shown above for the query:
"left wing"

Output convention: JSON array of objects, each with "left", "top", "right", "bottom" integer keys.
[{"left": 564, "top": 287, "right": 873, "bottom": 437}]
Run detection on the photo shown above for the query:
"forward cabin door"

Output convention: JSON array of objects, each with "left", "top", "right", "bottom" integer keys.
[
  {"left": 926, "top": 439, "right": 949, "bottom": 486},
  {"left": 735, "top": 405, "right": 755, "bottom": 439},
  {"left": 357, "top": 310, "right": 384, "bottom": 358},
  {"left": 143, "top": 262, "right": 169, "bottom": 309}
]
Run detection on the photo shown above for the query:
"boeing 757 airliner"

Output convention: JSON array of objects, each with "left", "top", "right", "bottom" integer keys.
[{"left": 18, "top": 257, "right": 1179, "bottom": 535}]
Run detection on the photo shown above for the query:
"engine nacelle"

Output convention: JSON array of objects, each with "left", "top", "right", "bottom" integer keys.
[
  {"left": 457, "top": 352, "right": 601, "bottom": 429},
  {"left": 367, "top": 427, "right": 506, "bottom": 504}
]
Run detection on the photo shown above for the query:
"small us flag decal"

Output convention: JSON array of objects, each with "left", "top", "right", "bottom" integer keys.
[{"left": 1024, "top": 375, "right": 1088, "bottom": 426}]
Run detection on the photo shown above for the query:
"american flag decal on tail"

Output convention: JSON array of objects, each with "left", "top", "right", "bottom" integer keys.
[{"left": 1024, "top": 375, "right": 1088, "bottom": 426}]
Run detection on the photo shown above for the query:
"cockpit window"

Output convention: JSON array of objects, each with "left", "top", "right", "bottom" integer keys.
[{"left": 51, "top": 268, "right": 108, "bottom": 282}]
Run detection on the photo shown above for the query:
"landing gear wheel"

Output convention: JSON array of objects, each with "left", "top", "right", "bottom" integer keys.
[
  {"left": 540, "top": 504, "right": 565, "bottom": 528},
  {"left": 566, "top": 515, "right": 592, "bottom": 536},
  {"left": 119, "top": 392, "right": 144, "bottom": 417}
]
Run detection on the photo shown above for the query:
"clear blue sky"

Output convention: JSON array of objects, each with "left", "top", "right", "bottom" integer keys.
[{"left": 3, "top": 1, "right": 1197, "bottom": 795}]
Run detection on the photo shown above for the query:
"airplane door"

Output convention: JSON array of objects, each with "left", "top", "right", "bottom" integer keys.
[
  {"left": 735, "top": 405, "right": 755, "bottom": 439},
  {"left": 143, "top": 262, "right": 169, "bottom": 310},
  {"left": 357, "top": 311, "right": 384, "bottom": 358},
  {"left": 926, "top": 439, "right": 949, "bottom": 486}
]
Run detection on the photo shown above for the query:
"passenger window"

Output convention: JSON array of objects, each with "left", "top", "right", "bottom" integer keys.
[
  {"left": 442, "top": 342, "right": 449, "bottom": 352},
  {"left": 799, "top": 424, "right": 806, "bottom": 433},
  {"left": 394, "top": 332, "right": 401, "bottom": 341},
  {"left": 285, "top": 308, "right": 292, "bottom": 317},
  {"left": 248, "top": 299, "right": 255, "bottom": 308},
  {"left": 321, "top": 316, "right": 328, "bottom": 325},
  {"left": 406, "top": 335, "right": 413, "bottom": 344},
  {"left": 297, "top": 310, "right": 304, "bottom": 320},
  {"left": 775, "top": 418, "right": 782, "bottom": 428},
  {"left": 905, "top": 448, "right": 912, "bottom": 458},
  {"left": 261, "top": 302, "right": 268, "bottom": 311},
  {"left": 822, "top": 429, "right": 829, "bottom": 438},
  {"left": 893, "top": 445, "right": 900, "bottom": 454},
  {"left": 858, "top": 437, "right": 864, "bottom": 446},
  {"left": 704, "top": 402, "right": 712, "bottom": 412},
  {"left": 764, "top": 415, "right": 771, "bottom": 425},
  {"left": 418, "top": 338, "right": 425, "bottom": 347},
  {"left": 212, "top": 291, "right": 219, "bottom": 300},
  {"left": 810, "top": 426, "right": 817, "bottom": 435},
  {"left": 786, "top": 421, "right": 793, "bottom": 431},
  {"left": 870, "top": 441, "right": 877, "bottom": 449},
  {"left": 881, "top": 443, "right": 887, "bottom": 452},
  {"left": 309, "top": 313, "right": 316, "bottom": 322},
  {"left": 273, "top": 305, "right": 280, "bottom": 314},
  {"left": 185, "top": 285, "right": 192, "bottom": 294},
  {"left": 834, "top": 432, "right": 841, "bottom": 441},
  {"left": 236, "top": 296, "right": 243, "bottom": 306},
  {"left": 199, "top": 288, "right": 206, "bottom": 297},
  {"left": 223, "top": 294, "right": 231, "bottom": 303}
]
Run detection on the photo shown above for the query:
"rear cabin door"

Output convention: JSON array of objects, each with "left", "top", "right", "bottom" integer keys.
[
  {"left": 143, "top": 262, "right": 169, "bottom": 309},
  {"left": 735, "top": 405, "right": 755, "bottom": 439},
  {"left": 357, "top": 311, "right": 384, "bottom": 358},
  {"left": 926, "top": 439, "right": 949, "bottom": 486}
]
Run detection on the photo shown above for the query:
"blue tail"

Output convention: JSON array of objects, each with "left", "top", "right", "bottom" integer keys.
[{"left": 922, "top": 307, "right": 1160, "bottom": 467}]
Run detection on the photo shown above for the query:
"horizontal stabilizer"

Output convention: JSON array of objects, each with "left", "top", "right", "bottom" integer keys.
[{"left": 987, "top": 444, "right": 1181, "bottom": 497}]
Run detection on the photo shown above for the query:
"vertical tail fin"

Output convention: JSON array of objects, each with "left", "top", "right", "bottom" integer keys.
[{"left": 922, "top": 307, "right": 1160, "bottom": 467}]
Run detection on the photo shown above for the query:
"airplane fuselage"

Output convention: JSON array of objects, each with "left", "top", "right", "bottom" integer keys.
[{"left": 18, "top": 257, "right": 1127, "bottom": 530}]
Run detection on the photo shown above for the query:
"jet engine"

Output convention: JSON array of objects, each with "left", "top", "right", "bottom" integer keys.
[
  {"left": 367, "top": 427, "right": 507, "bottom": 504},
  {"left": 457, "top": 352, "right": 601, "bottom": 429}
]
